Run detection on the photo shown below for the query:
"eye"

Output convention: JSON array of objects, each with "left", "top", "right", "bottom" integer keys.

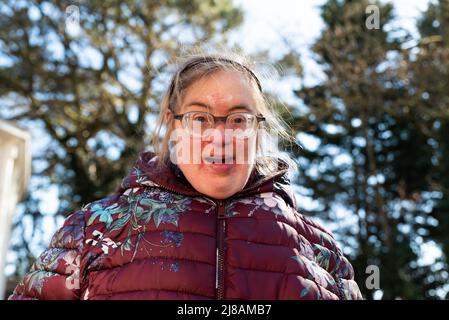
[
  {"left": 192, "top": 113, "right": 208, "bottom": 123},
  {"left": 229, "top": 114, "right": 247, "bottom": 124},
  {"left": 194, "top": 116, "right": 206, "bottom": 122}
]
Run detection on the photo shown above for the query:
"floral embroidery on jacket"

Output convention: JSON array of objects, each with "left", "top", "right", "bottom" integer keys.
[{"left": 84, "top": 186, "right": 191, "bottom": 262}]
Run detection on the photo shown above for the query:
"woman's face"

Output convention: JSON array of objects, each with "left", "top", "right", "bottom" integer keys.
[{"left": 167, "top": 70, "right": 259, "bottom": 200}]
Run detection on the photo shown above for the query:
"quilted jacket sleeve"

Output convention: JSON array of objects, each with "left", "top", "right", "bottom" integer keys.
[
  {"left": 8, "top": 210, "right": 86, "bottom": 300},
  {"left": 297, "top": 213, "right": 364, "bottom": 300}
]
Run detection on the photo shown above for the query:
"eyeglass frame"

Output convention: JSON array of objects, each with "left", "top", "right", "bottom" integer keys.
[{"left": 173, "top": 111, "right": 266, "bottom": 138}]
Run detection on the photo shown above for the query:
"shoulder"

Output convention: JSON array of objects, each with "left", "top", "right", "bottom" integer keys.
[
  {"left": 82, "top": 193, "right": 122, "bottom": 222},
  {"left": 82, "top": 186, "right": 186, "bottom": 238},
  {"left": 49, "top": 208, "right": 87, "bottom": 251},
  {"left": 49, "top": 191, "right": 125, "bottom": 246}
]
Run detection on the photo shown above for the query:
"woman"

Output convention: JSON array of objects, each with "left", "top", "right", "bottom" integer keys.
[{"left": 9, "top": 53, "right": 362, "bottom": 300}]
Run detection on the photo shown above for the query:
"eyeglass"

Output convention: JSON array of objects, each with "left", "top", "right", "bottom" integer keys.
[{"left": 173, "top": 111, "right": 265, "bottom": 138}]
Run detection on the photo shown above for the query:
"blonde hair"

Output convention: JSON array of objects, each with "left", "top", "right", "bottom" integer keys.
[{"left": 152, "top": 50, "right": 297, "bottom": 176}]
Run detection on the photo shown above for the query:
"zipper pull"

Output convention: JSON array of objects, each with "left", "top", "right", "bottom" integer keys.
[{"left": 216, "top": 200, "right": 226, "bottom": 219}]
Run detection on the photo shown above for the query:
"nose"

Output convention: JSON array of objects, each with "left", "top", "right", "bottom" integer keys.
[
  {"left": 214, "top": 119, "right": 226, "bottom": 132},
  {"left": 205, "top": 120, "right": 229, "bottom": 145}
]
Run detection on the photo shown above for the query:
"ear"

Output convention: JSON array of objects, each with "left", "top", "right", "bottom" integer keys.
[{"left": 165, "top": 110, "right": 172, "bottom": 124}]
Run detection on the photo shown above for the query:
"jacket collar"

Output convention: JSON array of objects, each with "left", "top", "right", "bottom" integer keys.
[{"left": 118, "top": 150, "right": 296, "bottom": 207}]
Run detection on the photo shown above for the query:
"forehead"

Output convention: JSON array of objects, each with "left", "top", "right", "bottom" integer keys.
[{"left": 180, "top": 70, "right": 258, "bottom": 113}]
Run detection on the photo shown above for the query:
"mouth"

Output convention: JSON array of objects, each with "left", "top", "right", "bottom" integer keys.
[{"left": 203, "top": 155, "right": 235, "bottom": 165}]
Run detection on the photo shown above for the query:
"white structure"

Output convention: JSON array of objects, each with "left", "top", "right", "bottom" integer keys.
[{"left": 0, "top": 120, "right": 31, "bottom": 300}]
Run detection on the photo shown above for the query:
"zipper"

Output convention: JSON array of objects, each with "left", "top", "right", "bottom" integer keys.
[
  {"left": 139, "top": 181, "right": 228, "bottom": 299},
  {"left": 149, "top": 182, "right": 200, "bottom": 198},
  {"left": 139, "top": 172, "right": 289, "bottom": 300},
  {"left": 215, "top": 200, "right": 226, "bottom": 300}
]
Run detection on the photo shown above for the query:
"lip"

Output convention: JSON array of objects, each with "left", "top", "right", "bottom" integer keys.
[
  {"left": 203, "top": 156, "right": 235, "bottom": 164},
  {"left": 203, "top": 156, "right": 235, "bottom": 174},
  {"left": 203, "top": 162, "right": 235, "bottom": 174}
]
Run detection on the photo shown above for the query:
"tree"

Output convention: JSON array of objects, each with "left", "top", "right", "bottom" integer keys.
[
  {"left": 0, "top": 0, "right": 243, "bottom": 291},
  {"left": 406, "top": 0, "right": 449, "bottom": 298},
  {"left": 291, "top": 0, "right": 447, "bottom": 299}
]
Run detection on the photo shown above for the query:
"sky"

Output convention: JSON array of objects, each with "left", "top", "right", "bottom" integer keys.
[{"left": 231, "top": 0, "right": 432, "bottom": 98}]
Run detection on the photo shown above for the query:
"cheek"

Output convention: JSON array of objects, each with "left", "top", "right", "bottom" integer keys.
[
  {"left": 171, "top": 133, "right": 202, "bottom": 164},
  {"left": 233, "top": 137, "right": 257, "bottom": 164}
]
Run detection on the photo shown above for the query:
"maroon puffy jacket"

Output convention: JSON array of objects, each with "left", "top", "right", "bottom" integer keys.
[{"left": 9, "top": 151, "right": 362, "bottom": 300}]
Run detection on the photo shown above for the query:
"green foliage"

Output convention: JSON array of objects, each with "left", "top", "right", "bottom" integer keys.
[{"left": 293, "top": 0, "right": 449, "bottom": 299}]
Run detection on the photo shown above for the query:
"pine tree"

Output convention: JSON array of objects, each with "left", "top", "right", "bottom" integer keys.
[
  {"left": 292, "top": 0, "right": 447, "bottom": 299},
  {"left": 407, "top": 1, "right": 449, "bottom": 298}
]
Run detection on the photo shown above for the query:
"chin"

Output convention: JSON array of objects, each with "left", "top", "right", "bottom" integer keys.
[
  {"left": 198, "top": 184, "right": 238, "bottom": 200},
  {"left": 181, "top": 165, "right": 250, "bottom": 200},
  {"left": 206, "top": 191, "right": 236, "bottom": 200}
]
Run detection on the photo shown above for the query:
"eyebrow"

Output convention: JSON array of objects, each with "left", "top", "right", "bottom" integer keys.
[{"left": 184, "top": 101, "right": 252, "bottom": 113}]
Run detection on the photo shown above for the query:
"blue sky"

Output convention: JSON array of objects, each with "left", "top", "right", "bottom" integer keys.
[{"left": 232, "top": 0, "right": 432, "bottom": 94}]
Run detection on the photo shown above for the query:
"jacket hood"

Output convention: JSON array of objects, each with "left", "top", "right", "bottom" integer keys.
[{"left": 117, "top": 150, "right": 297, "bottom": 208}]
